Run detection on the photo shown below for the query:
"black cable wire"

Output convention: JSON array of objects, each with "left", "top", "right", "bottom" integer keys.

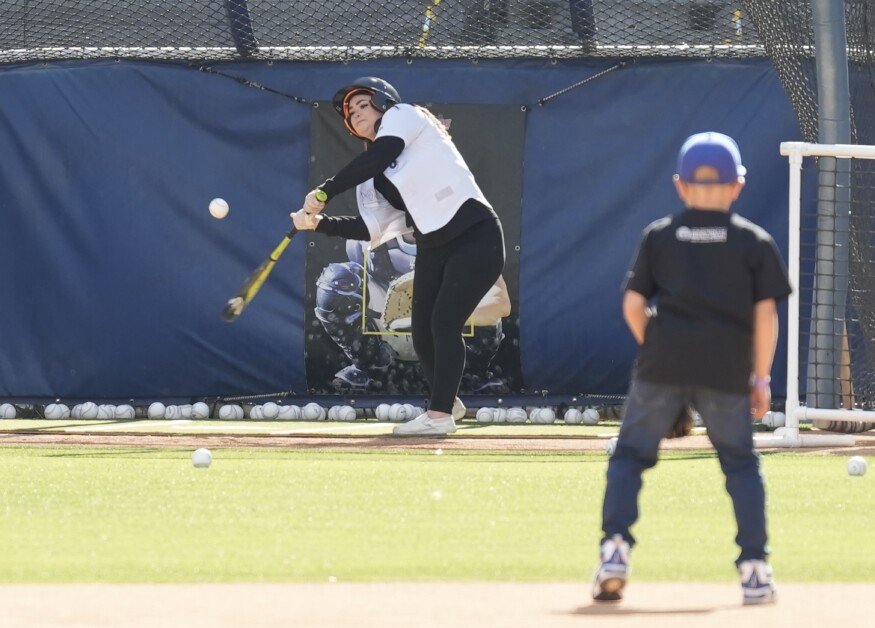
[
  {"left": 528, "top": 61, "right": 627, "bottom": 109},
  {"left": 191, "top": 63, "right": 312, "bottom": 106}
]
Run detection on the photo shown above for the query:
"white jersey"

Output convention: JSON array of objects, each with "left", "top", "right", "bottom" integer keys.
[
  {"left": 356, "top": 179, "right": 413, "bottom": 249},
  {"left": 375, "top": 103, "right": 491, "bottom": 234}
]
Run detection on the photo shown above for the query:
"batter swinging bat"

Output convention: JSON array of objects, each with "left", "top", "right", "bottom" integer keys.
[{"left": 222, "top": 227, "right": 298, "bottom": 322}]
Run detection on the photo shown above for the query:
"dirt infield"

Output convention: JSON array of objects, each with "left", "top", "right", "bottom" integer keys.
[
  {"left": 2, "top": 430, "right": 874, "bottom": 454},
  {"left": 3, "top": 582, "right": 874, "bottom": 627}
]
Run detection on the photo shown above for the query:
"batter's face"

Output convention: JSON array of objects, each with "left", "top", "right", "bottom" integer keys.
[{"left": 347, "top": 93, "right": 382, "bottom": 141}]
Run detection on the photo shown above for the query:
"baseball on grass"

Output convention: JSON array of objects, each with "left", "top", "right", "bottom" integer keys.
[
  {"left": 847, "top": 456, "right": 868, "bottom": 476},
  {"left": 192, "top": 448, "right": 212, "bottom": 468},
  {"left": 606, "top": 437, "right": 618, "bottom": 456},
  {"left": 209, "top": 198, "right": 229, "bottom": 219}
]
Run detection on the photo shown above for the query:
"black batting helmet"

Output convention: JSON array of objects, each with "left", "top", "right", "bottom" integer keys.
[{"left": 332, "top": 77, "right": 401, "bottom": 137}]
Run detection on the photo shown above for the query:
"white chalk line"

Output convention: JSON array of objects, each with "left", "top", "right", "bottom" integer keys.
[
  {"left": 270, "top": 423, "right": 394, "bottom": 435},
  {"left": 65, "top": 420, "right": 192, "bottom": 431}
]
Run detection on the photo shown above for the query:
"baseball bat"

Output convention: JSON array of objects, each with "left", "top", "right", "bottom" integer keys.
[{"left": 222, "top": 227, "right": 298, "bottom": 322}]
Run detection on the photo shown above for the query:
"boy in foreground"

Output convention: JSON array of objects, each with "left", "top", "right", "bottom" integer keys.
[{"left": 593, "top": 132, "right": 792, "bottom": 605}]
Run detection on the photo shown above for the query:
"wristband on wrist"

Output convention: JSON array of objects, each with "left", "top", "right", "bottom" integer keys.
[
  {"left": 752, "top": 376, "right": 771, "bottom": 389},
  {"left": 315, "top": 188, "right": 328, "bottom": 202}
]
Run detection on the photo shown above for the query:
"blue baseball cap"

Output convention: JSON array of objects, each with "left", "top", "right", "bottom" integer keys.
[{"left": 676, "top": 132, "right": 746, "bottom": 183}]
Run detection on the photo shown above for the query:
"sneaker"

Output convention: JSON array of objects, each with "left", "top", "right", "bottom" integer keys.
[
  {"left": 452, "top": 398, "right": 467, "bottom": 422},
  {"left": 739, "top": 560, "right": 776, "bottom": 605},
  {"left": 393, "top": 412, "right": 457, "bottom": 436},
  {"left": 592, "top": 534, "right": 630, "bottom": 602}
]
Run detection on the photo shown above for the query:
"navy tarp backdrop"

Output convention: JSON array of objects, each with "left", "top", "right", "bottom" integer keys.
[{"left": 0, "top": 57, "right": 800, "bottom": 402}]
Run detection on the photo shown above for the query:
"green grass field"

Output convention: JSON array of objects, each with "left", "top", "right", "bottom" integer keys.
[{"left": 0, "top": 446, "right": 871, "bottom": 584}]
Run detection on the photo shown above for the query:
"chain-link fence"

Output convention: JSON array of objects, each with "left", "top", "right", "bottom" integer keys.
[{"left": 0, "top": 1, "right": 763, "bottom": 62}]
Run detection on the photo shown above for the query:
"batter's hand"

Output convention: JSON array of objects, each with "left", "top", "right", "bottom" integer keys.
[
  {"left": 291, "top": 209, "right": 322, "bottom": 231},
  {"left": 750, "top": 384, "right": 771, "bottom": 420},
  {"left": 303, "top": 190, "right": 327, "bottom": 215}
]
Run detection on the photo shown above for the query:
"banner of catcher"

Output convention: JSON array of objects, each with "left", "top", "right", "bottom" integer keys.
[{"left": 303, "top": 102, "right": 524, "bottom": 396}]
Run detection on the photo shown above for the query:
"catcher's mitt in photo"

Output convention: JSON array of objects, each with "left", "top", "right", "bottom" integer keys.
[
  {"left": 381, "top": 271, "right": 415, "bottom": 333},
  {"left": 379, "top": 271, "right": 474, "bottom": 336}
]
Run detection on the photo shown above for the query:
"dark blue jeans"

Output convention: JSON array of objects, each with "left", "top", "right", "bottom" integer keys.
[{"left": 601, "top": 379, "right": 769, "bottom": 565}]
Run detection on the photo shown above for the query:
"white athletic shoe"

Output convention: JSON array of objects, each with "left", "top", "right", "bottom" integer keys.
[
  {"left": 592, "top": 534, "right": 631, "bottom": 602},
  {"left": 452, "top": 398, "right": 467, "bottom": 422},
  {"left": 393, "top": 412, "right": 457, "bottom": 436},
  {"left": 739, "top": 560, "right": 776, "bottom": 605}
]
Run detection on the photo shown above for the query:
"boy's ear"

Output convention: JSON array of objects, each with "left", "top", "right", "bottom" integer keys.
[{"left": 673, "top": 175, "right": 688, "bottom": 202}]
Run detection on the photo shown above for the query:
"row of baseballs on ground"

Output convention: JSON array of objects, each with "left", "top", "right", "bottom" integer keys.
[{"left": 474, "top": 406, "right": 602, "bottom": 424}]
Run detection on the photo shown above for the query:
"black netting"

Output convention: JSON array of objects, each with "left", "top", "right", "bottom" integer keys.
[
  {"left": 848, "top": 160, "right": 875, "bottom": 411},
  {"left": 798, "top": 156, "right": 875, "bottom": 424},
  {"left": 0, "top": 1, "right": 766, "bottom": 63}
]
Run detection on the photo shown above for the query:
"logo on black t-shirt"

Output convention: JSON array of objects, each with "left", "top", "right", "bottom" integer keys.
[{"left": 675, "top": 226, "right": 728, "bottom": 243}]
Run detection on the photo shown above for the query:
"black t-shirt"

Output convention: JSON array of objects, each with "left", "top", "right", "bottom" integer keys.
[{"left": 624, "top": 209, "right": 792, "bottom": 394}]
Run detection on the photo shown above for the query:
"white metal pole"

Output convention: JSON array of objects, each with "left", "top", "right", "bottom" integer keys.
[{"left": 781, "top": 143, "right": 803, "bottom": 437}]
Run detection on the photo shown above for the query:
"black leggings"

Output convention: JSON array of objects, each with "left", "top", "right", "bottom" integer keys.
[{"left": 411, "top": 218, "right": 505, "bottom": 413}]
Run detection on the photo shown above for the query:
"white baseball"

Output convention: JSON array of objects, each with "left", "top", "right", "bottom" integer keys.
[
  {"left": 209, "top": 198, "right": 229, "bottom": 219},
  {"left": 530, "top": 407, "right": 556, "bottom": 424},
  {"left": 0, "top": 403, "right": 16, "bottom": 419},
  {"left": 164, "top": 405, "right": 180, "bottom": 419},
  {"left": 286, "top": 405, "right": 302, "bottom": 420},
  {"left": 303, "top": 402, "right": 324, "bottom": 421},
  {"left": 191, "top": 402, "right": 210, "bottom": 419},
  {"left": 582, "top": 408, "right": 601, "bottom": 425},
  {"left": 70, "top": 404, "right": 82, "bottom": 419},
  {"left": 504, "top": 406, "right": 529, "bottom": 423},
  {"left": 848, "top": 456, "right": 868, "bottom": 476},
  {"left": 114, "top": 404, "right": 135, "bottom": 419},
  {"left": 218, "top": 404, "right": 237, "bottom": 420},
  {"left": 249, "top": 405, "right": 264, "bottom": 419},
  {"left": 148, "top": 402, "right": 166, "bottom": 419},
  {"left": 388, "top": 403, "right": 405, "bottom": 422},
  {"left": 564, "top": 408, "right": 583, "bottom": 425},
  {"left": 261, "top": 402, "right": 280, "bottom": 420},
  {"left": 762, "top": 411, "right": 786, "bottom": 429},
  {"left": 506, "top": 407, "right": 527, "bottom": 424},
  {"left": 337, "top": 405, "right": 357, "bottom": 421},
  {"left": 44, "top": 403, "right": 64, "bottom": 419},
  {"left": 606, "top": 437, "right": 618, "bottom": 456},
  {"left": 192, "top": 448, "right": 212, "bottom": 468},
  {"left": 179, "top": 404, "right": 193, "bottom": 419},
  {"left": 476, "top": 407, "right": 494, "bottom": 423},
  {"left": 375, "top": 403, "right": 391, "bottom": 421},
  {"left": 97, "top": 404, "right": 115, "bottom": 419},
  {"left": 59, "top": 404, "right": 71, "bottom": 418},
  {"left": 327, "top": 405, "right": 341, "bottom": 421},
  {"left": 277, "top": 405, "right": 295, "bottom": 420},
  {"left": 493, "top": 408, "right": 508, "bottom": 423},
  {"left": 79, "top": 402, "right": 98, "bottom": 419}
]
